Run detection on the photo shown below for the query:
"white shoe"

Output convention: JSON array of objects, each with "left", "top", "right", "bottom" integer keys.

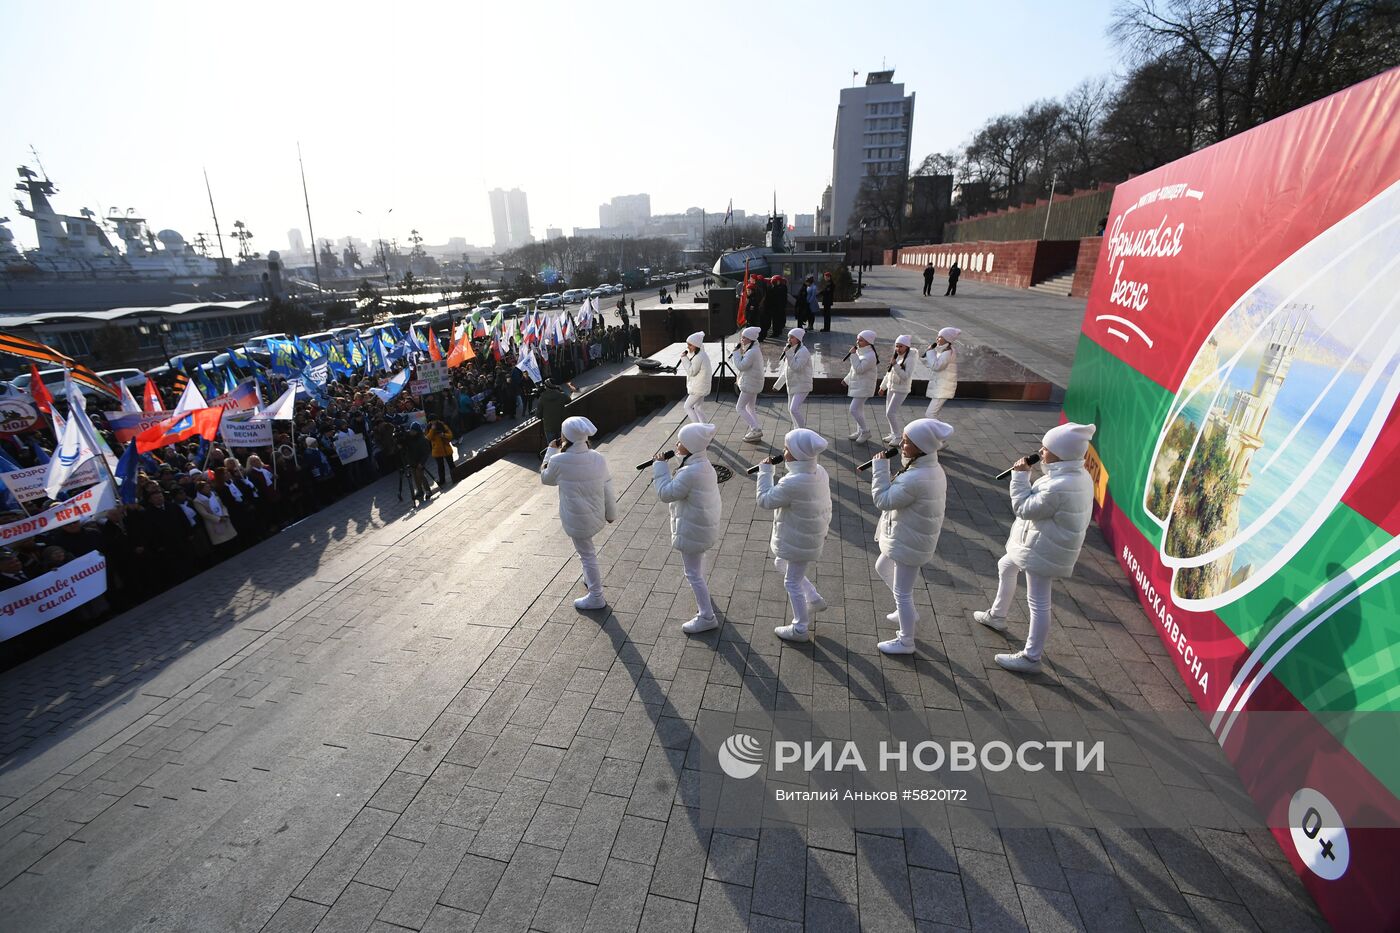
[
  {"left": 878, "top": 637, "right": 916, "bottom": 655},
  {"left": 995, "top": 650, "right": 1043, "bottom": 673},
  {"left": 574, "top": 593, "right": 607, "bottom": 611},
  {"left": 886, "top": 610, "right": 920, "bottom": 624},
  {"left": 807, "top": 595, "right": 828, "bottom": 614},
  {"left": 743, "top": 432, "right": 763, "bottom": 444},
  {"left": 974, "top": 610, "right": 1009, "bottom": 633},
  {"left": 855, "top": 432, "right": 871, "bottom": 444},
  {"left": 682, "top": 614, "right": 720, "bottom": 635},
  {"left": 848, "top": 429, "right": 861, "bottom": 440},
  {"left": 881, "top": 434, "right": 894, "bottom": 444},
  {"left": 775, "top": 623, "right": 810, "bottom": 643}
]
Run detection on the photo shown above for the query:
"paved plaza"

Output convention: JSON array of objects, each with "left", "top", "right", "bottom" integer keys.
[{"left": 0, "top": 287, "right": 1329, "bottom": 932}]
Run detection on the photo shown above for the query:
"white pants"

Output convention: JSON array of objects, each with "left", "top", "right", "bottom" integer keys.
[
  {"left": 684, "top": 394, "right": 707, "bottom": 423},
  {"left": 989, "top": 554, "right": 1053, "bottom": 660},
  {"left": 849, "top": 397, "right": 869, "bottom": 435},
  {"left": 571, "top": 535, "right": 603, "bottom": 599},
  {"left": 787, "top": 392, "right": 808, "bottom": 428},
  {"left": 884, "top": 391, "right": 908, "bottom": 440},
  {"left": 925, "top": 397, "right": 948, "bottom": 419},
  {"left": 875, "top": 553, "right": 918, "bottom": 642},
  {"left": 774, "top": 557, "right": 822, "bottom": 631},
  {"left": 681, "top": 550, "right": 714, "bottom": 620},
  {"left": 736, "top": 391, "right": 761, "bottom": 432}
]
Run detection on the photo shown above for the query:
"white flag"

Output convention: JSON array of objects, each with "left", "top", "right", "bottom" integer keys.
[
  {"left": 44, "top": 409, "right": 97, "bottom": 499},
  {"left": 516, "top": 350, "right": 543, "bottom": 384},
  {"left": 255, "top": 385, "right": 297, "bottom": 421},
  {"left": 172, "top": 379, "right": 208, "bottom": 417},
  {"left": 118, "top": 380, "right": 141, "bottom": 414}
]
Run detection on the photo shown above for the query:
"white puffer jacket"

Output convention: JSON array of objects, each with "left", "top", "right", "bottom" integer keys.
[
  {"left": 731, "top": 343, "right": 766, "bottom": 394},
  {"left": 1004, "top": 460, "right": 1094, "bottom": 578},
  {"left": 924, "top": 345, "right": 957, "bottom": 399},
  {"left": 774, "top": 346, "right": 813, "bottom": 396},
  {"left": 685, "top": 348, "right": 712, "bottom": 396},
  {"left": 880, "top": 352, "right": 915, "bottom": 394},
  {"left": 756, "top": 460, "right": 832, "bottom": 563},
  {"left": 540, "top": 445, "right": 617, "bottom": 539},
  {"left": 844, "top": 347, "right": 877, "bottom": 398},
  {"left": 653, "top": 451, "right": 721, "bottom": 554},
  {"left": 871, "top": 454, "right": 947, "bottom": 566}
]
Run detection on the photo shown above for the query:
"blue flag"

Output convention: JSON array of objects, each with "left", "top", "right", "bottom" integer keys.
[
  {"left": 115, "top": 439, "right": 141, "bottom": 504},
  {"left": 27, "top": 436, "right": 49, "bottom": 465},
  {"left": 0, "top": 448, "right": 23, "bottom": 512}
]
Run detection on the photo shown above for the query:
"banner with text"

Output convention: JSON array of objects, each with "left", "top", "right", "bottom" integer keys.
[
  {"left": 333, "top": 434, "right": 368, "bottom": 465},
  {"left": 0, "top": 550, "right": 108, "bottom": 641},
  {"left": 1061, "top": 71, "right": 1400, "bottom": 929},
  {"left": 221, "top": 417, "right": 273, "bottom": 448},
  {"left": 1, "top": 460, "right": 102, "bottom": 504},
  {"left": 0, "top": 481, "right": 116, "bottom": 545}
]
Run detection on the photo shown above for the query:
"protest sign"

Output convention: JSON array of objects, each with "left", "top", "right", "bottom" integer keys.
[
  {"left": 0, "top": 481, "right": 116, "bottom": 545},
  {"left": 0, "top": 460, "right": 102, "bottom": 504},
  {"left": 419, "top": 360, "right": 449, "bottom": 392},
  {"left": 0, "top": 550, "right": 108, "bottom": 641},
  {"left": 0, "top": 396, "right": 41, "bottom": 435},
  {"left": 333, "top": 433, "right": 368, "bottom": 465},
  {"left": 221, "top": 417, "right": 273, "bottom": 448}
]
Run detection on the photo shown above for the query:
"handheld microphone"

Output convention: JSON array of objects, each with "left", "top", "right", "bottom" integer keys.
[
  {"left": 841, "top": 343, "right": 857, "bottom": 362},
  {"left": 746, "top": 454, "right": 783, "bottom": 475},
  {"left": 637, "top": 449, "right": 676, "bottom": 470},
  {"left": 857, "top": 446, "right": 900, "bottom": 471},
  {"left": 994, "top": 452, "right": 1041, "bottom": 480}
]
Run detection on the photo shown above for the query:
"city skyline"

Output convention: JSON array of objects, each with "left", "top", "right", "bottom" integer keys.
[{"left": 1, "top": 0, "right": 1118, "bottom": 252}]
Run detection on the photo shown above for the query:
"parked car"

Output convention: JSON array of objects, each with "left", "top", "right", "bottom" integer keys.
[
  {"left": 96, "top": 368, "right": 148, "bottom": 391},
  {"left": 536, "top": 293, "right": 563, "bottom": 309}
]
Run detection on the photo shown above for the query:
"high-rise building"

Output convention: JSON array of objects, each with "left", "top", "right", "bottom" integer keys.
[
  {"left": 287, "top": 228, "right": 305, "bottom": 255},
  {"left": 793, "top": 214, "right": 815, "bottom": 235},
  {"left": 546, "top": 227, "right": 564, "bottom": 240},
  {"left": 830, "top": 70, "right": 915, "bottom": 235},
  {"left": 599, "top": 194, "right": 651, "bottom": 231},
  {"left": 506, "top": 188, "right": 531, "bottom": 247},
  {"left": 488, "top": 189, "right": 511, "bottom": 252}
]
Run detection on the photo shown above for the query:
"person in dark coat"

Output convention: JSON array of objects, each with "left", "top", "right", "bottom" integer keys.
[
  {"left": 764, "top": 276, "right": 788, "bottom": 340},
  {"left": 747, "top": 277, "right": 769, "bottom": 336},
  {"left": 945, "top": 262, "right": 961, "bottom": 296},
  {"left": 535, "top": 380, "right": 573, "bottom": 444},
  {"left": 923, "top": 263, "right": 935, "bottom": 296},
  {"left": 819, "top": 272, "right": 835, "bottom": 332}
]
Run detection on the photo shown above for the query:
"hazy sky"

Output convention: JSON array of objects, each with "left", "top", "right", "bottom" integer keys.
[{"left": 3, "top": 0, "right": 1119, "bottom": 253}]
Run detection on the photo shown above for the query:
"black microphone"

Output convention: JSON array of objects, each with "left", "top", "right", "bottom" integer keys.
[
  {"left": 746, "top": 454, "right": 783, "bottom": 475},
  {"left": 637, "top": 449, "right": 676, "bottom": 470},
  {"left": 995, "top": 452, "right": 1041, "bottom": 481},
  {"left": 841, "top": 343, "right": 857, "bottom": 362},
  {"left": 857, "top": 446, "right": 900, "bottom": 471}
]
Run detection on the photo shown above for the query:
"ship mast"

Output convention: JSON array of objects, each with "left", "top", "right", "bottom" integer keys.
[
  {"left": 203, "top": 168, "right": 228, "bottom": 267},
  {"left": 298, "top": 142, "right": 323, "bottom": 292}
]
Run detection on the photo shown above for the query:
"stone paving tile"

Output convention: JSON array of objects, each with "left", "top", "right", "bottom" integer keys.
[{"left": 0, "top": 389, "right": 1327, "bottom": 932}]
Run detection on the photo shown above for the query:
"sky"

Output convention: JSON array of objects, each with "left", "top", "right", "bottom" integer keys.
[{"left": 2, "top": 0, "right": 1120, "bottom": 254}]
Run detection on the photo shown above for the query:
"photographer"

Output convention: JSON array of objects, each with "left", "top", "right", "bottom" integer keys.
[{"left": 396, "top": 422, "right": 435, "bottom": 504}]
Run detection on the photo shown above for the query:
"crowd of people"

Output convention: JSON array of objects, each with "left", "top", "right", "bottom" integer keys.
[{"left": 0, "top": 317, "right": 643, "bottom": 634}]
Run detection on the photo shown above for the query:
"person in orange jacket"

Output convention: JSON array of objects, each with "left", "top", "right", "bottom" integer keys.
[{"left": 426, "top": 419, "right": 455, "bottom": 488}]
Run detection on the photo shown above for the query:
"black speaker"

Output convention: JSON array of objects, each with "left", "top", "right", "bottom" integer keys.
[{"left": 707, "top": 288, "right": 737, "bottom": 337}]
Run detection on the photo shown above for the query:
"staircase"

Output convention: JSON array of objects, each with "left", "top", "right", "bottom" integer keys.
[{"left": 1029, "top": 269, "right": 1077, "bottom": 297}]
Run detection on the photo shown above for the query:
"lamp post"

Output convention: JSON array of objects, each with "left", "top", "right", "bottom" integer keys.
[
  {"left": 857, "top": 220, "right": 868, "bottom": 294},
  {"left": 1041, "top": 171, "right": 1061, "bottom": 240},
  {"left": 138, "top": 318, "right": 173, "bottom": 369}
]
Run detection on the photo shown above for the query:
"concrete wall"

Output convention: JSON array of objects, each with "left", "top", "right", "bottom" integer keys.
[
  {"left": 1071, "top": 236, "right": 1103, "bottom": 298},
  {"left": 895, "top": 239, "right": 1083, "bottom": 289}
]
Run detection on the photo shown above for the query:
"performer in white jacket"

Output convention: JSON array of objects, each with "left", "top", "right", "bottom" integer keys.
[
  {"left": 682, "top": 332, "right": 712, "bottom": 423},
  {"left": 541, "top": 416, "right": 618, "bottom": 610},
  {"left": 653, "top": 422, "right": 723, "bottom": 634},
  {"left": 773, "top": 327, "right": 813, "bottom": 428},
  {"left": 923, "top": 327, "right": 960, "bottom": 419},
  {"left": 843, "top": 329, "right": 879, "bottom": 443},
  {"left": 869, "top": 418, "right": 952, "bottom": 654},
  {"left": 730, "top": 326, "right": 766, "bottom": 442},
  {"left": 975, "top": 422, "right": 1096, "bottom": 673},
  {"left": 878, "top": 334, "right": 915, "bottom": 444},
  {"left": 755, "top": 428, "right": 833, "bottom": 643}
]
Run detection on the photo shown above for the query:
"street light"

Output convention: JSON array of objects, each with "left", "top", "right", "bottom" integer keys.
[
  {"left": 138, "top": 317, "right": 173, "bottom": 368},
  {"left": 857, "top": 220, "right": 869, "bottom": 294}
]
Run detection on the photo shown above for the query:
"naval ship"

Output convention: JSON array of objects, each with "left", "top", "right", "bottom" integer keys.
[{"left": 0, "top": 165, "right": 264, "bottom": 313}]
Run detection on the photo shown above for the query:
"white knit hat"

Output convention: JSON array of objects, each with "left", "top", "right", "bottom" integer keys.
[
  {"left": 678, "top": 422, "right": 718, "bottom": 452},
  {"left": 857, "top": 329, "right": 877, "bottom": 344},
  {"left": 741, "top": 326, "right": 762, "bottom": 341},
  {"left": 686, "top": 331, "right": 705, "bottom": 348},
  {"left": 784, "top": 428, "right": 827, "bottom": 461},
  {"left": 895, "top": 334, "right": 912, "bottom": 347},
  {"left": 904, "top": 418, "right": 954, "bottom": 454},
  {"left": 788, "top": 327, "right": 805, "bottom": 342},
  {"left": 938, "top": 326, "right": 961, "bottom": 341},
  {"left": 561, "top": 416, "right": 597, "bottom": 444},
  {"left": 1043, "top": 422, "right": 1096, "bottom": 460}
]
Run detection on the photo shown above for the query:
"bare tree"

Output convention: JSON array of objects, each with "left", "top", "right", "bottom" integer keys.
[{"left": 849, "top": 172, "right": 907, "bottom": 238}]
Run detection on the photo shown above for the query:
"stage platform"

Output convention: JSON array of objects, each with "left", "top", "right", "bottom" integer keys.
[{"left": 0, "top": 397, "right": 1321, "bottom": 931}]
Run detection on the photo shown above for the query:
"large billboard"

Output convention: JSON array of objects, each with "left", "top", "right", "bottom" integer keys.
[{"left": 1063, "top": 69, "right": 1400, "bottom": 928}]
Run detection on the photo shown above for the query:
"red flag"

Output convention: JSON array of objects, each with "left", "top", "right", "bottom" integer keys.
[
  {"left": 135, "top": 407, "right": 224, "bottom": 454},
  {"left": 27, "top": 364, "right": 54, "bottom": 414},
  {"left": 736, "top": 260, "right": 750, "bottom": 327},
  {"left": 446, "top": 329, "right": 476, "bottom": 368},
  {"left": 142, "top": 377, "right": 164, "bottom": 413},
  {"left": 427, "top": 330, "right": 444, "bottom": 362}
]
